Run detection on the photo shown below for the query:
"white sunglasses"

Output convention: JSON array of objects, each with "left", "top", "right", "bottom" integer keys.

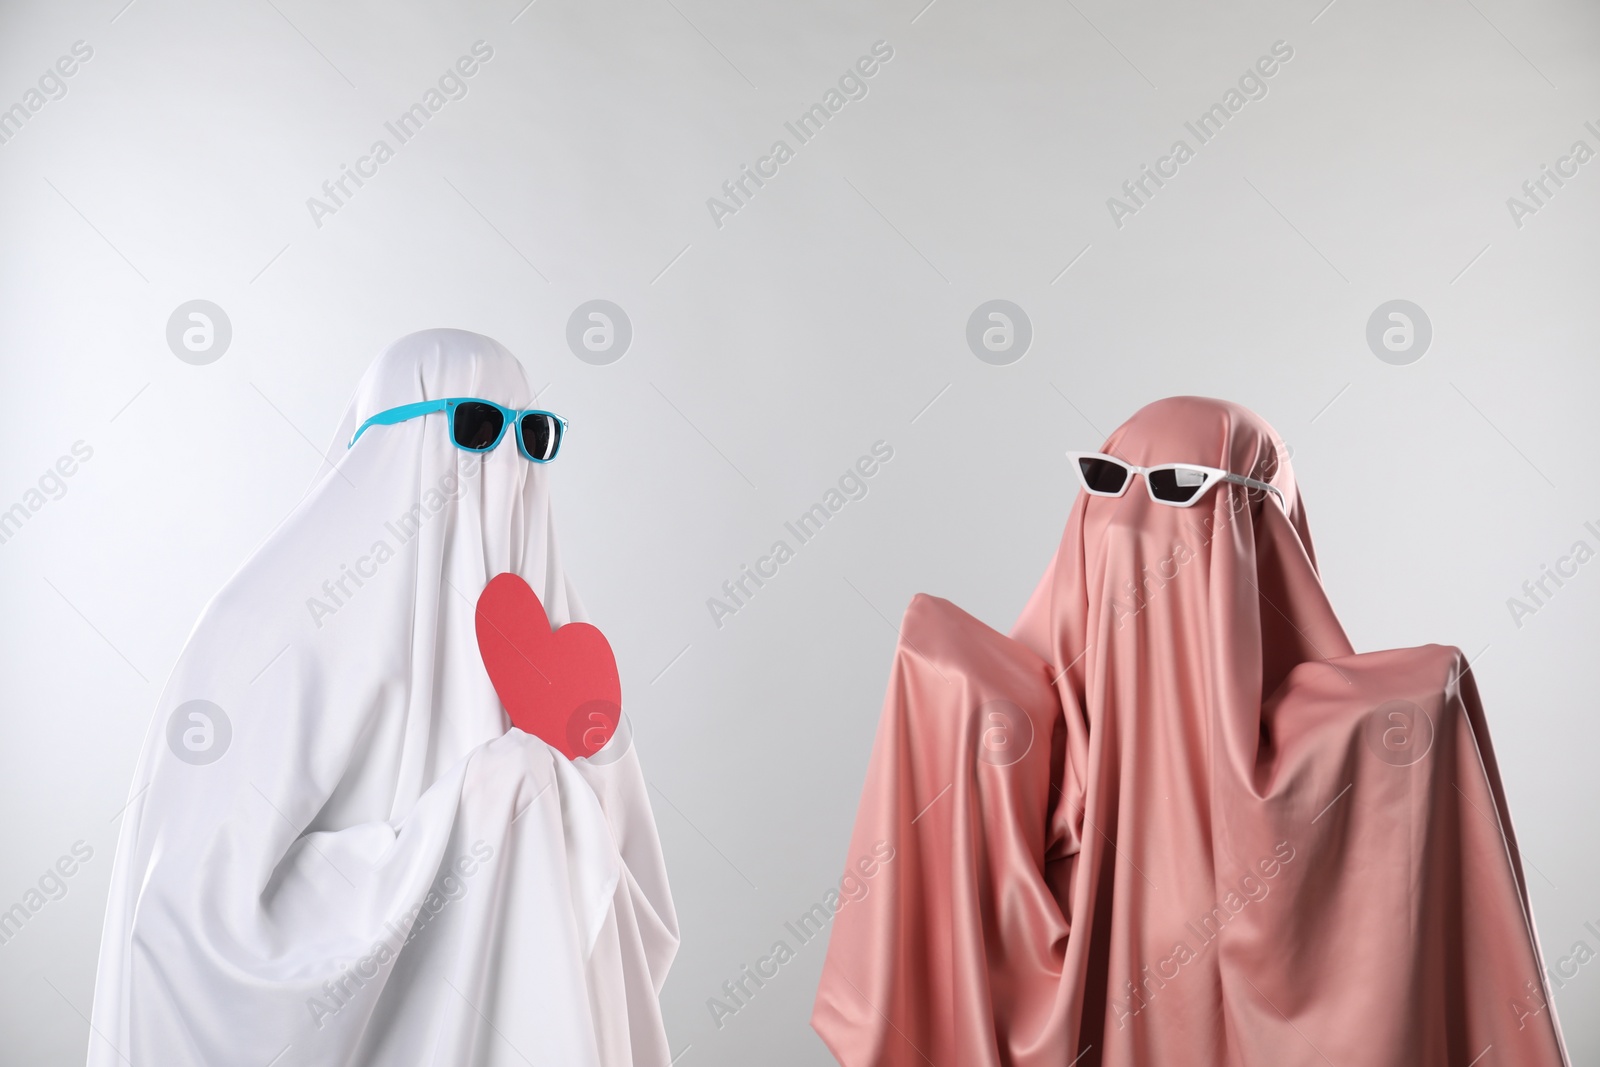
[{"left": 1067, "top": 451, "right": 1285, "bottom": 510}]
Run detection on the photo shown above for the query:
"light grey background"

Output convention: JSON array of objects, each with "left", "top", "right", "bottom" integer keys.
[{"left": 2, "top": 0, "right": 1597, "bottom": 1063}]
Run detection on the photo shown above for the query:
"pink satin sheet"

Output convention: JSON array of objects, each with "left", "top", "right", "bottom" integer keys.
[{"left": 812, "top": 397, "right": 1569, "bottom": 1066}]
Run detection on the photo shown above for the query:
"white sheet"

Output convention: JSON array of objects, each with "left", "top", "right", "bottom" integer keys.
[{"left": 88, "top": 329, "right": 677, "bottom": 1066}]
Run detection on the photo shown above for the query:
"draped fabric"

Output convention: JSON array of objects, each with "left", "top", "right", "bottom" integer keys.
[
  {"left": 813, "top": 396, "right": 1569, "bottom": 1066},
  {"left": 89, "top": 329, "right": 676, "bottom": 1066}
]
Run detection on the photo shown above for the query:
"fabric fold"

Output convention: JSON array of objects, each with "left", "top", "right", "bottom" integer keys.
[
  {"left": 89, "top": 329, "right": 676, "bottom": 1067},
  {"left": 813, "top": 396, "right": 1569, "bottom": 1067},
  {"left": 813, "top": 594, "right": 1078, "bottom": 1067}
]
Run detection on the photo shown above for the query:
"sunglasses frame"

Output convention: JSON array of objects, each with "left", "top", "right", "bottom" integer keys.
[
  {"left": 348, "top": 398, "right": 568, "bottom": 462},
  {"left": 1066, "top": 451, "right": 1285, "bottom": 510}
]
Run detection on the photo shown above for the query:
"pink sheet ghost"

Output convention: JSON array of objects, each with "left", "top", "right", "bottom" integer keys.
[{"left": 812, "top": 396, "right": 1569, "bottom": 1067}]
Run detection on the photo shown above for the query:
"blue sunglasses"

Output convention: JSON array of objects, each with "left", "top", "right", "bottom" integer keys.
[{"left": 348, "top": 398, "right": 567, "bottom": 462}]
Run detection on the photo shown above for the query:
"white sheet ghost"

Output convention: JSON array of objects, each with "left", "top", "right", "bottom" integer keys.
[{"left": 87, "top": 329, "right": 678, "bottom": 1067}]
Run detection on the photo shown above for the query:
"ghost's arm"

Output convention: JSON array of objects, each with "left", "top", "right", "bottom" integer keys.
[{"left": 812, "top": 593, "right": 1076, "bottom": 1066}]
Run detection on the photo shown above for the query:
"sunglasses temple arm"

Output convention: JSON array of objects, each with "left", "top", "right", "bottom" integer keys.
[
  {"left": 346, "top": 400, "right": 451, "bottom": 449},
  {"left": 1232, "top": 473, "right": 1286, "bottom": 509}
]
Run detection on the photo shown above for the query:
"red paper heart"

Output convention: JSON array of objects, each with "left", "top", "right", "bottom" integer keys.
[{"left": 475, "top": 572, "right": 621, "bottom": 760}]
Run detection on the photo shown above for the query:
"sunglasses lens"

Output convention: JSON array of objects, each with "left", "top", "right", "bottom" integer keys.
[
  {"left": 1077, "top": 457, "right": 1130, "bottom": 494},
  {"left": 520, "top": 413, "right": 562, "bottom": 461},
  {"left": 452, "top": 402, "right": 505, "bottom": 451},
  {"left": 1148, "top": 466, "right": 1208, "bottom": 503}
]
